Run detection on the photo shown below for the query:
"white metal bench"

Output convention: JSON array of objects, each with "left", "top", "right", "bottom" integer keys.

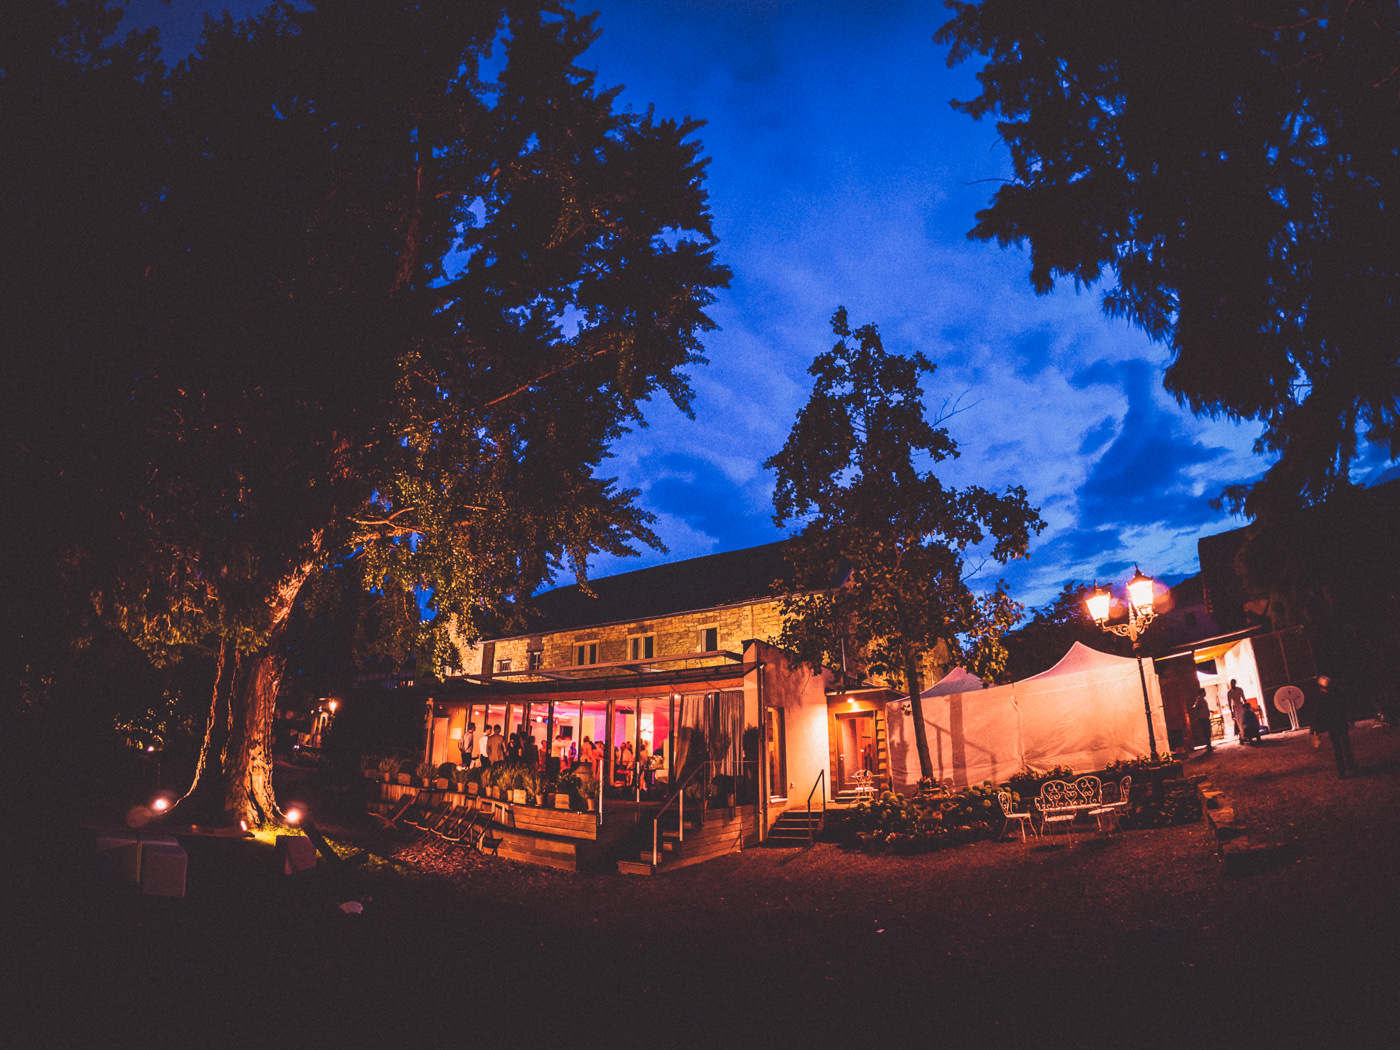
[{"left": 1035, "top": 776, "right": 1103, "bottom": 845}]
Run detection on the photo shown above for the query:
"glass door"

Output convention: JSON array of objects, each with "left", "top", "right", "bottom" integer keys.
[{"left": 766, "top": 706, "right": 786, "bottom": 800}]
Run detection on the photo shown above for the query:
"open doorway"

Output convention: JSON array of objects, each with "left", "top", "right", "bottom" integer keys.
[{"left": 835, "top": 711, "right": 876, "bottom": 793}]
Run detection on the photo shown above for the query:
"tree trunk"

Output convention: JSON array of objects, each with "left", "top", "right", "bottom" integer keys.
[
  {"left": 904, "top": 648, "right": 934, "bottom": 782},
  {"left": 175, "top": 556, "right": 317, "bottom": 828}
]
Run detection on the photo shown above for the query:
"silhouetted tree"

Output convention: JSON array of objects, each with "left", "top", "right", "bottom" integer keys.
[
  {"left": 767, "top": 308, "right": 1042, "bottom": 779},
  {"left": 938, "top": 1, "right": 1400, "bottom": 514},
  {"left": 1002, "top": 581, "right": 1132, "bottom": 682},
  {"left": 4, "top": 1, "right": 728, "bottom": 826}
]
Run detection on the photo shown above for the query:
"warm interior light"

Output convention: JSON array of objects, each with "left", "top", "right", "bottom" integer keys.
[
  {"left": 1086, "top": 587, "right": 1112, "bottom": 624},
  {"left": 151, "top": 797, "right": 169, "bottom": 813},
  {"left": 326, "top": 700, "right": 338, "bottom": 713},
  {"left": 284, "top": 807, "right": 303, "bottom": 825},
  {"left": 1127, "top": 566, "right": 1155, "bottom": 613}
]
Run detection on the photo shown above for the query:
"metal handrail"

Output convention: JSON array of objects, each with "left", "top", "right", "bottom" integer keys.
[
  {"left": 805, "top": 769, "right": 827, "bottom": 844},
  {"left": 651, "top": 760, "right": 712, "bottom": 868}
]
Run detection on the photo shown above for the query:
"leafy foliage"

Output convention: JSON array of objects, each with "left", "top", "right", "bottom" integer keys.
[
  {"left": 1002, "top": 581, "right": 1132, "bottom": 680},
  {"left": 822, "top": 785, "right": 1002, "bottom": 854},
  {"left": 938, "top": 0, "right": 1400, "bottom": 512},
  {"left": 4, "top": 1, "right": 729, "bottom": 825},
  {"left": 767, "top": 308, "right": 1043, "bottom": 777}
]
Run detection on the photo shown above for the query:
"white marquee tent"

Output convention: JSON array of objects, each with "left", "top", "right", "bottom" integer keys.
[{"left": 885, "top": 643, "right": 1169, "bottom": 791}]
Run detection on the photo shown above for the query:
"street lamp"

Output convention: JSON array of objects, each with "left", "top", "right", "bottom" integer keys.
[{"left": 1087, "top": 566, "right": 1160, "bottom": 757}]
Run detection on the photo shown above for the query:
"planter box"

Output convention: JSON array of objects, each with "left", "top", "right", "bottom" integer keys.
[
  {"left": 467, "top": 783, "right": 480, "bottom": 796},
  {"left": 434, "top": 778, "right": 452, "bottom": 790},
  {"left": 553, "top": 794, "right": 571, "bottom": 810},
  {"left": 510, "top": 789, "right": 527, "bottom": 804},
  {"left": 397, "top": 773, "right": 412, "bottom": 785}
]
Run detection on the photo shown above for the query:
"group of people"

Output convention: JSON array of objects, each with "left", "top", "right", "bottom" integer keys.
[
  {"left": 1189, "top": 679, "right": 1262, "bottom": 753},
  {"left": 1188, "top": 675, "right": 1358, "bottom": 779},
  {"left": 457, "top": 722, "right": 668, "bottom": 785},
  {"left": 457, "top": 722, "right": 508, "bottom": 768}
]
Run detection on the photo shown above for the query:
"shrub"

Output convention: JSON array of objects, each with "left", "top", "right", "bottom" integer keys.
[{"left": 826, "top": 784, "right": 1001, "bottom": 855}]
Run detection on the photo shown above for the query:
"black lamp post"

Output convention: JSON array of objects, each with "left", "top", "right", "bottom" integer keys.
[{"left": 1087, "top": 566, "right": 1160, "bottom": 758}]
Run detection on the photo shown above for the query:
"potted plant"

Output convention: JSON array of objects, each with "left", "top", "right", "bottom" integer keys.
[
  {"left": 416, "top": 761, "right": 437, "bottom": 788},
  {"left": 397, "top": 758, "right": 415, "bottom": 785},
  {"left": 378, "top": 755, "right": 400, "bottom": 783}
]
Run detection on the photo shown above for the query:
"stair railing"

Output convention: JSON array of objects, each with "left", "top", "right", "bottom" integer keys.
[
  {"left": 651, "top": 760, "right": 712, "bottom": 868},
  {"left": 806, "top": 768, "right": 827, "bottom": 844}
]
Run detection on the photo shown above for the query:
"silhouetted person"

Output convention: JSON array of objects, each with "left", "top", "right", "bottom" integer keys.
[
  {"left": 1190, "top": 689, "right": 1213, "bottom": 753},
  {"left": 1314, "top": 676, "right": 1358, "bottom": 778}
]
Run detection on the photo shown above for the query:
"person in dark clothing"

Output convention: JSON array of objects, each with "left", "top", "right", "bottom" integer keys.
[
  {"left": 1190, "top": 688, "right": 1213, "bottom": 753},
  {"left": 1313, "top": 676, "right": 1358, "bottom": 778}
]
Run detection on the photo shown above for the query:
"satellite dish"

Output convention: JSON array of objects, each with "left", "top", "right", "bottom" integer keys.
[{"left": 1274, "top": 685, "right": 1305, "bottom": 714}]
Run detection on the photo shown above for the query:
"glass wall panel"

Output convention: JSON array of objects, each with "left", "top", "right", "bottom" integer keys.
[
  {"left": 579, "top": 701, "right": 607, "bottom": 781},
  {"left": 638, "top": 695, "right": 672, "bottom": 799},
  {"left": 608, "top": 701, "right": 638, "bottom": 794}
]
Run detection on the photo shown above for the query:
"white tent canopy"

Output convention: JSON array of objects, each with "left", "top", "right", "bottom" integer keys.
[{"left": 885, "top": 643, "right": 1169, "bottom": 791}]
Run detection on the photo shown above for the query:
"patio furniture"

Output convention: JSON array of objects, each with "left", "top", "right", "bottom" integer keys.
[
  {"left": 1036, "top": 776, "right": 1103, "bottom": 845},
  {"left": 996, "top": 789, "right": 1037, "bottom": 842},
  {"left": 1090, "top": 776, "right": 1132, "bottom": 834},
  {"left": 407, "top": 798, "right": 450, "bottom": 831},
  {"left": 371, "top": 793, "right": 415, "bottom": 830},
  {"left": 851, "top": 769, "right": 877, "bottom": 802}
]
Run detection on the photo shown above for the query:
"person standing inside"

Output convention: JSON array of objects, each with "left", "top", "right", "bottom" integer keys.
[
  {"left": 1314, "top": 676, "right": 1358, "bottom": 779},
  {"left": 1227, "top": 680, "right": 1250, "bottom": 745},
  {"left": 460, "top": 722, "right": 476, "bottom": 769},
  {"left": 1190, "top": 689, "right": 1213, "bottom": 753},
  {"left": 485, "top": 724, "right": 506, "bottom": 766}
]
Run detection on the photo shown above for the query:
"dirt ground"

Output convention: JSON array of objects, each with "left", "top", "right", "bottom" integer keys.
[{"left": 15, "top": 724, "right": 1400, "bottom": 1048}]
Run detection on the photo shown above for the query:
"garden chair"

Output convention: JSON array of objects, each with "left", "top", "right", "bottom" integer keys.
[
  {"left": 1036, "top": 780, "right": 1080, "bottom": 845},
  {"left": 407, "top": 798, "right": 450, "bottom": 831},
  {"left": 439, "top": 806, "right": 480, "bottom": 849},
  {"left": 395, "top": 790, "right": 434, "bottom": 828},
  {"left": 428, "top": 805, "right": 466, "bottom": 838},
  {"left": 996, "top": 789, "right": 1037, "bottom": 843},
  {"left": 371, "top": 793, "right": 415, "bottom": 830},
  {"left": 1090, "top": 776, "right": 1132, "bottom": 834}
]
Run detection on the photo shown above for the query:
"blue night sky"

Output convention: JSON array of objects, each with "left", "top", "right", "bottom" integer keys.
[{"left": 129, "top": 0, "right": 1396, "bottom": 610}]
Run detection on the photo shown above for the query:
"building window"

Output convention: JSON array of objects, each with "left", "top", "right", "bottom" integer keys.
[
  {"left": 701, "top": 626, "right": 719, "bottom": 652},
  {"left": 629, "top": 634, "right": 655, "bottom": 661},
  {"left": 497, "top": 658, "right": 512, "bottom": 673},
  {"left": 528, "top": 650, "right": 543, "bottom": 671},
  {"left": 576, "top": 642, "right": 598, "bottom": 666}
]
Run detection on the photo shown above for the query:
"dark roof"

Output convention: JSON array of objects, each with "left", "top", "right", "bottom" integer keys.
[{"left": 515, "top": 540, "right": 798, "bottom": 636}]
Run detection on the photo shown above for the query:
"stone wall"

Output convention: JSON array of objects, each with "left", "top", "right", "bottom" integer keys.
[{"left": 454, "top": 597, "right": 789, "bottom": 679}]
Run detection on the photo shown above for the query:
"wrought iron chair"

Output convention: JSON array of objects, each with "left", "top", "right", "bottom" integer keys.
[
  {"left": 1090, "top": 775, "right": 1132, "bottom": 834},
  {"left": 996, "top": 789, "right": 1037, "bottom": 842},
  {"left": 1036, "top": 780, "right": 1081, "bottom": 845}
]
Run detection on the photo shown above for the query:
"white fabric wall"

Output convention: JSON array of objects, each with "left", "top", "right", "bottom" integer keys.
[{"left": 887, "top": 643, "right": 1169, "bottom": 790}]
